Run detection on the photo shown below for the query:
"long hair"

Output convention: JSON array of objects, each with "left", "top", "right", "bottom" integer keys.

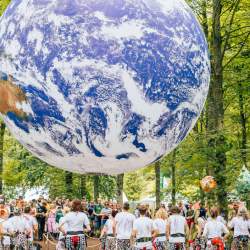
[
  {"left": 155, "top": 208, "right": 167, "bottom": 220},
  {"left": 238, "top": 207, "right": 249, "bottom": 221}
]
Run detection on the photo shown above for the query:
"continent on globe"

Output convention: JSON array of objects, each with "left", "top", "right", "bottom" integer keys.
[
  {"left": 0, "top": 78, "right": 27, "bottom": 118},
  {"left": 0, "top": 0, "right": 210, "bottom": 174}
]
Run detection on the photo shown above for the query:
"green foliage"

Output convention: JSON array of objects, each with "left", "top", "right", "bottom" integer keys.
[
  {"left": 0, "top": 0, "right": 10, "bottom": 15},
  {"left": 124, "top": 171, "right": 143, "bottom": 201},
  {"left": 236, "top": 168, "right": 250, "bottom": 201}
]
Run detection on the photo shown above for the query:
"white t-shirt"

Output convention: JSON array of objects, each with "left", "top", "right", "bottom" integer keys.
[
  {"left": 105, "top": 219, "right": 114, "bottom": 235},
  {"left": 1, "top": 219, "right": 11, "bottom": 246},
  {"left": 202, "top": 219, "right": 229, "bottom": 239},
  {"left": 61, "top": 212, "right": 89, "bottom": 232},
  {"left": 8, "top": 216, "right": 30, "bottom": 233},
  {"left": 133, "top": 217, "right": 153, "bottom": 248},
  {"left": 115, "top": 211, "right": 135, "bottom": 239},
  {"left": 197, "top": 217, "right": 206, "bottom": 232},
  {"left": 228, "top": 217, "right": 250, "bottom": 237},
  {"left": 168, "top": 214, "right": 186, "bottom": 243},
  {"left": 22, "top": 214, "right": 38, "bottom": 240},
  {"left": 153, "top": 218, "right": 167, "bottom": 241}
]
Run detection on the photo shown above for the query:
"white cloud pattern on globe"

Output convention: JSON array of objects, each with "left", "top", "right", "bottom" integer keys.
[{"left": 0, "top": 0, "right": 210, "bottom": 174}]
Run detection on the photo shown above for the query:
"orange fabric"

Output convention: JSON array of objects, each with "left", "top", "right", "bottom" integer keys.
[{"left": 211, "top": 237, "right": 224, "bottom": 250}]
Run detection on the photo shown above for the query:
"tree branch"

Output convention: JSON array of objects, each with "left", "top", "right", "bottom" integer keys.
[
  {"left": 221, "top": 0, "right": 241, "bottom": 59},
  {"left": 223, "top": 32, "right": 250, "bottom": 69}
]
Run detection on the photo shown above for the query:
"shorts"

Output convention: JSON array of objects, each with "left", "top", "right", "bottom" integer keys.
[
  {"left": 169, "top": 242, "right": 186, "bottom": 250},
  {"left": 65, "top": 234, "right": 86, "bottom": 250},
  {"left": 117, "top": 239, "right": 131, "bottom": 250},
  {"left": 105, "top": 237, "right": 116, "bottom": 250},
  {"left": 12, "top": 233, "right": 27, "bottom": 248},
  {"left": 154, "top": 240, "right": 168, "bottom": 250},
  {"left": 194, "top": 237, "right": 206, "bottom": 250},
  {"left": 231, "top": 235, "right": 249, "bottom": 250}
]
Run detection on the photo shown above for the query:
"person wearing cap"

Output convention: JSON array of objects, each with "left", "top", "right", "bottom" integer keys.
[
  {"left": 115, "top": 202, "right": 135, "bottom": 250},
  {"left": 132, "top": 204, "right": 154, "bottom": 250},
  {"left": 166, "top": 206, "right": 189, "bottom": 250}
]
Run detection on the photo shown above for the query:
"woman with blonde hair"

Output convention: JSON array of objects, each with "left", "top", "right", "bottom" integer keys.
[
  {"left": 228, "top": 207, "right": 249, "bottom": 250},
  {"left": 153, "top": 208, "right": 168, "bottom": 250}
]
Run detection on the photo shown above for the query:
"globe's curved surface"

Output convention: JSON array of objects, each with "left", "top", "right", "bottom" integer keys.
[{"left": 0, "top": 0, "right": 210, "bottom": 174}]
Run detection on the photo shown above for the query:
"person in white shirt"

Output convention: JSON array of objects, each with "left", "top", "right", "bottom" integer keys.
[
  {"left": 228, "top": 207, "right": 250, "bottom": 250},
  {"left": 22, "top": 206, "right": 38, "bottom": 242},
  {"left": 132, "top": 204, "right": 154, "bottom": 250},
  {"left": 100, "top": 210, "right": 118, "bottom": 250},
  {"left": 59, "top": 199, "right": 91, "bottom": 250},
  {"left": 202, "top": 207, "right": 229, "bottom": 250},
  {"left": 166, "top": 206, "right": 189, "bottom": 250},
  {"left": 0, "top": 217, "right": 11, "bottom": 247},
  {"left": 115, "top": 202, "right": 135, "bottom": 250},
  {"left": 8, "top": 208, "right": 31, "bottom": 248},
  {"left": 153, "top": 208, "right": 168, "bottom": 250}
]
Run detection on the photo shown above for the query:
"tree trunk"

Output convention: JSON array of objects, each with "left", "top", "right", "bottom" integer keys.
[
  {"left": 80, "top": 175, "right": 87, "bottom": 198},
  {"left": 238, "top": 82, "right": 248, "bottom": 169},
  {"left": 155, "top": 161, "right": 161, "bottom": 208},
  {"left": 93, "top": 175, "right": 99, "bottom": 202},
  {"left": 117, "top": 174, "right": 124, "bottom": 205},
  {"left": 0, "top": 121, "right": 6, "bottom": 194},
  {"left": 65, "top": 171, "right": 73, "bottom": 198},
  {"left": 171, "top": 150, "right": 177, "bottom": 206},
  {"left": 206, "top": 0, "right": 228, "bottom": 214}
]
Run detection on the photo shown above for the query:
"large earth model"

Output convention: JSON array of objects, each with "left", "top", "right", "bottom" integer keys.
[{"left": 0, "top": 0, "right": 210, "bottom": 174}]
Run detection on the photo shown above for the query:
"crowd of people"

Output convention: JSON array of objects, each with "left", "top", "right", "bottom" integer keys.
[{"left": 0, "top": 194, "right": 249, "bottom": 250}]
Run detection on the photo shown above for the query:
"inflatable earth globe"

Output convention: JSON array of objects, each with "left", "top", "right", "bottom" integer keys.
[{"left": 0, "top": 0, "right": 210, "bottom": 174}]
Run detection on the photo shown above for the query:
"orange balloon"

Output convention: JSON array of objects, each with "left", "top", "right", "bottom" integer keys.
[{"left": 200, "top": 176, "right": 217, "bottom": 192}]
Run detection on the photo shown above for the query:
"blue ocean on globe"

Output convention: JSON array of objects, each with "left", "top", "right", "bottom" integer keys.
[{"left": 0, "top": 0, "right": 210, "bottom": 174}]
